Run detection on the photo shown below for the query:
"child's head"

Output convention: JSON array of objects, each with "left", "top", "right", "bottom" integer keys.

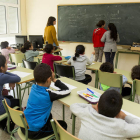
[
  {"left": 96, "top": 20, "right": 105, "bottom": 28},
  {"left": 47, "top": 16, "right": 56, "bottom": 26},
  {"left": 131, "top": 65, "right": 140, "bottom": 80},
  {"left": 44, "top": 44, "right": 54, "bottom": 54},
  {"left": 98, "top": 90, "right": 123, "bottom": 118},
  {"left": 0, "top": 55, "right": 7, "bottom": 73},
  {"left": 34, "top": 63, "right": 52, "bottom": 86},
  {"left": 73, "top": 45, "right": 85, "bottom": 61},
  {"left": 21, "top": 41, "right": 33, "bottom": 53},
  {"left": 1, "top": 41, "right": 9, "bottom": 49},
  {"left": 99, "top": 62, "right": 114, "bottom": 73}
]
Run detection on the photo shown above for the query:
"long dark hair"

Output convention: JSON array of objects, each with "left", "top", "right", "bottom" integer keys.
[
  {"left": 1, "top": 41, "right": 9, "bottom": 49},
  {"left": 44, "top": 44, "right": 54, "bottom": 54},
  {"left": 108, "top": 23, "right": 118, "bottom": 41},
  {"left": 47, "top": 16, "right": 56, "bottom": 26},
  {"left": 0, "top": 55, "right": 6, "bottom": 72},
  {"left": 21, "top": 41, "right": 32, "bottom": 53},
  {"left": 73, "top": 45, "right": 85, "bottom": 61},
  {"left": 96, "top": 20, "right": 105, "bottom": 28}
]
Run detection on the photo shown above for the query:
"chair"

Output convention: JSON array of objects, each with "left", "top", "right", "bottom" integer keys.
[
  {"left": 132, "top": 79, "right": 140, "bottom": 102},
  {"left": 22, "top": 59, "right": 38, "bottom": 70},
  {"left": 96, "top": 70, "right": 131, "bottom": 100},
  {"left": 9, "top": 53, "right": 25, "bottom": 66},
  {"left": 54, "top": 63, "right": 75, "bottom": 80},
  {"left": 2, "top": 99, "right": 55, "bottom": 140},
  {"left": 51, "top": 119, "right": 81, "bottom": 140}
]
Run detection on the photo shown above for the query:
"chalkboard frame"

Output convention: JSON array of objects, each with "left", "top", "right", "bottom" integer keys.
[{"left": 57, "top": 2, "right": 140, "bottom": 44}]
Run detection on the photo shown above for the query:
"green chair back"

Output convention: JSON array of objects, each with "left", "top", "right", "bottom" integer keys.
[
  {"left": 96, "top": 70, "right": 123, "bottom": 93},
  {"left": 9, "top": 53, "right": 25, "bottom": 66},
  {"left": 51, "top": 119, "right": 80, "bottom": 140},
  {"left": 132, "top": 79, "right": 140, "bottom": 102}
]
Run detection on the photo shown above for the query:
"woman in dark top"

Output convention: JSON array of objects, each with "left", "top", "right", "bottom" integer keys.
[{"left": 0, "top": 55, "right": 21, "bottom": 131}]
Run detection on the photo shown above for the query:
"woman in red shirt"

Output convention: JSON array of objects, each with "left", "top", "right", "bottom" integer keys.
[
  {"left": 92, "top": 20, "right": 106, "bottom": 62},
  {"left": 42, "top": 44, "right": 62, "bottom": 71}
]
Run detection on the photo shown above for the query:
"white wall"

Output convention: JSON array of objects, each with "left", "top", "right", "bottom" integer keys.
[{"left": 25, "top": 0, "right": 140, "bottom": 71}]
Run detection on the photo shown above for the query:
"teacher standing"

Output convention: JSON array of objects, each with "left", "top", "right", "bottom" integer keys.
[
  {"left": 44, "top": 16, "right": 60, "bottom": 49},
  {"left": 101, "top": 23, "right": 120, "bottom": 65}
]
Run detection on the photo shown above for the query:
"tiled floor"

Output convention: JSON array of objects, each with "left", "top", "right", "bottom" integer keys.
[{"left": 0, "top": 70, "right": 96, "bottom": 140}]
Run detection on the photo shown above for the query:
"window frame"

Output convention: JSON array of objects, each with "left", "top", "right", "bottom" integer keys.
[{"left": 0, "top": 0, "right": 21, "bottom": 37}]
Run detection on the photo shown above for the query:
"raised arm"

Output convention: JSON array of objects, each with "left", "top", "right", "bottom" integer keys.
[{"left": 86, "top": 54, "right": 94, "bottom": 65}]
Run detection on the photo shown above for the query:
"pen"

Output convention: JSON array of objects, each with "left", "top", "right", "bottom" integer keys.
[{"left": 87, "top": 88, "right": 99, "bottom": 98}]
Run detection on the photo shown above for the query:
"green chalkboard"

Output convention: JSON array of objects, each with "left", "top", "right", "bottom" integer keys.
[{"left": 58, "top": 3, "right": 140, "bottom": 45}]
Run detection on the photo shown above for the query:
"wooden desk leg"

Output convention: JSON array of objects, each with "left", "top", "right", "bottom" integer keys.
[
  {"left": 115, "top": 52, "right": 119, "bottom": 69},
  {"left": 63, "top": 104, "right": 65, "bottom": 121},
  {"left": 72, "top": 114, "right": 76, "bottom": 135}
]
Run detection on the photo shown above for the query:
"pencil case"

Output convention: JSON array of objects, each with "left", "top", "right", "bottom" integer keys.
[{"left": 77, "top": 89, "right": 101, "bottom": 104}]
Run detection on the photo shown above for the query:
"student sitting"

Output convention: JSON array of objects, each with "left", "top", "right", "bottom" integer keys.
[
  {"left": 67, "top": 45, "right": 94, "bottom": 85},
  {"left": 21, "top": 63, "right": 71, "bottom": 139},
  {"left": 1, "top": 41, "right": 18, "bottom": 64},
  {"left": 99, "top": 62, "right": 131, "bottom": 96},
  {"left": 42, "top": 44, "right": 62, "bottom": 71},
  {"left": 0, "top": 55, "right": 21, "bottom": 131},
  {"left": 21, "top": 41, "right": 39, "bottom": 62},
  {"left": 131, "top": 65, "right": 140, "bottom": 104},
  {"left": 70, "top": 90, "right": 140, "bottom": 140}
]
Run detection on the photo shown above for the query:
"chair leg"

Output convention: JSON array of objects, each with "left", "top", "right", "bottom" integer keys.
[
  {"left": 62, "top": 104, "right": 65, "bottom": 121},
  {"left": 72, "top": 114, "right": 76, "bottom": 135},
  {"left": 13, "top": 89, "right": 15, "bottom": 98}
]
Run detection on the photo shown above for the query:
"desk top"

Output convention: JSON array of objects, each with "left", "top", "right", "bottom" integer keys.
[{"left": 8, "top": 67, "right": 34, "bottom": 84}]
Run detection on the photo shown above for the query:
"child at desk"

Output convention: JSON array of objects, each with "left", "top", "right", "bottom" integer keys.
[
  {"left": 1, "top": 41, "right": 18, "bottom": 64},
  {"left": 21, "top": 63, "right": 71, "bottom": 139},
  {"left": 131, "top": 65, "right": 140, "bottom": 104},
  {"left": 42, "top": 44, "right": 62, "bottom": 71},
  {"left": 70, "top": 90, "right": 140, "bottom": 140},
  {"left": 0, "top": 55, "right": 21, "bottom": 131},
  {"left": 67, "top": 45, "right": 94, "bottom": 85},
  {"left": 21, "top": 41, "right": 39, "bottom": 62},
  {"left": 99, "top": 62, "right": 131, "bottom": 96}
]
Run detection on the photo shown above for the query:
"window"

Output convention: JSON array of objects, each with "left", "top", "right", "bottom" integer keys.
[
  {"left": 0, "top": 0, "right": 20, "bottom": 36},
  {"left": 0, "top": 6, "right": 6, "bottom": 34}
]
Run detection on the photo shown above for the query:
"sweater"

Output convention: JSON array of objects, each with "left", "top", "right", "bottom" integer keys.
[
  {"left": 100, "top": 75, "right": 128, "bottom": 93},
  {"left": 0, "top": 72, "right": 21, "bottom": 115},
  {"left": 70, "top": 103, "right": 140, "bottom": 140},
  {"left": 42, "top": 53, "right": 62, "bottom": 71},
  {"left": 1, "top": 48, "right": 15, "bottom": 64},
  {"left": 101, "top": 31, "right": 120, "bottom": 52},
  {"left": 24, "top": 80, "right": 71, "bottom": 132},
  {"left": 92, "top": 28, "right": 107, "bottom": 47},
  {"left": 44, "top": 25, "right": 59, "bottom": 46},
  {"left": 67, "top": 54, "right": 94, "bottom": 81},
  {"left": 25, "top": 50, "right": 39, "bottom": 62}
]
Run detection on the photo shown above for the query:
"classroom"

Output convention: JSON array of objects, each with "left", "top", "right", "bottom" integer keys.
[{"left": 0, "top": 0, "right": 140, "bottom": 140}]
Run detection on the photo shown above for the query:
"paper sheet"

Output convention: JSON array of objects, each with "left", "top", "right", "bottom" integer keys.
[
  {"left": 50, "top": 82, "right": 77, "bottom": 90},
  {"left": 86, "top": 63, "right": 95, "bottom": 66},
  {"left": 10, "top": 71, "right": 31, "bottom": 78},
  {"left": 122, "top": 109, "right": 140, "bottom": 120}
]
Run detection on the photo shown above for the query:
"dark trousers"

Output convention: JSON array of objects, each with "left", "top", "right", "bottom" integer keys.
[
  {"left": 78, "top": 74, "right": 92, "bottom": 85},
  {"left": 105, "top": 52, "right": 116, "bottom": 65},
  {"left": 122, "top": 87, "right": 131, "bottom": 97},
  {"left": 21, "top": 113, "right": 67, "bottom": 139},
  {"left": 0, "top": 96, "right": 19, "bottom": 130}
]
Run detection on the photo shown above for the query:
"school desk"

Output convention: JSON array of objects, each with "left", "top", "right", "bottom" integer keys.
[
  {"left": 62, "top": 61, "right": 132, "bottom": 85},
  {"left": 115, "top": 49, "right": 140, "bottom": 69},
  {"left": 38, "top": 49, "right": 62, "bottom": 56},
  {"left": 8, "top": 67, "right": 34, "bottom": 110},
  {"left": 34, "top": 55, "right": 67, "bottom": 64},
  {"left": 58, "top": 77, "right": 140, "bottom": 140}
]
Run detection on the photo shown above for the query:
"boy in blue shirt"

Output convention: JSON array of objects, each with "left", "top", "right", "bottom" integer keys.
[{"left": 21, "top": 63, "right": 71, "bottom": 139}]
